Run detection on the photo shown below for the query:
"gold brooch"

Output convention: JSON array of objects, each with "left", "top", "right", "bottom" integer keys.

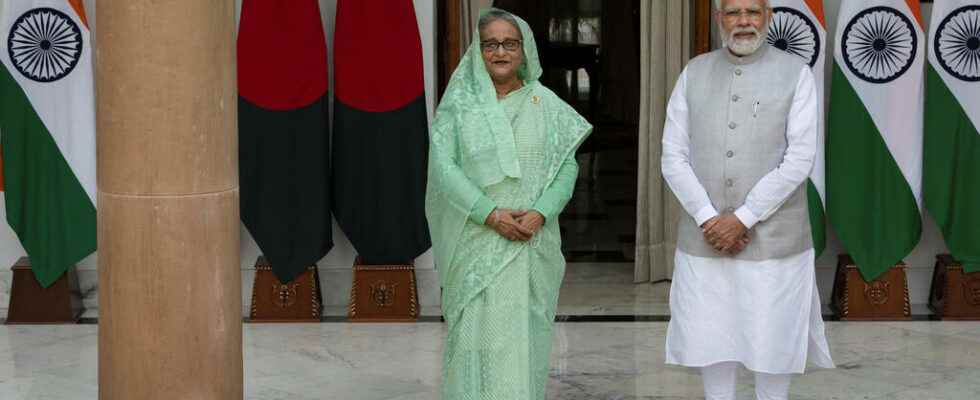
[{"left": 532, "top": 95, "right": 540, "bottom": 104}]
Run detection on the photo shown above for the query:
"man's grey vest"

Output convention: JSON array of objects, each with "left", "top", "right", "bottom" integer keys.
[{"left": 677, "top": 44, "right": 813, "bottom": 260}]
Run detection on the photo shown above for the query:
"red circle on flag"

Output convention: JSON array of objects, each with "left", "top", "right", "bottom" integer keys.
[
  {"left": 237, "top": 0, "right": 329, "bottom": 110},
  {"left": 333, "top": 0, "right": 425, "bottom": 112}
]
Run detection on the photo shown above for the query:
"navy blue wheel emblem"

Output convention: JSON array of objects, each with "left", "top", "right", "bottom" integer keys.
[
  {"left": 767, "top": 7, "right": 821, "bottom": 67},
  {"left": 841, "top": 6, "right": 917, "bottom": 84},
  {"left": 935, "top": 5, "right": 980, "bottom": 82},
  {"left": 7, "top": 8, "right": 83, "bottom": 83}
]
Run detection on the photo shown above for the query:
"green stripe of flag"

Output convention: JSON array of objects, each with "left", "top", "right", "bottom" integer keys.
[
  {"left": 0, "top": 65, "right": 96, "bottom": 287},
  {"left": 827, "top": 63, "right": 922, "bottom": 281},
  {"left": 924, "top": 65, "right": 980, "bottom": 273}
]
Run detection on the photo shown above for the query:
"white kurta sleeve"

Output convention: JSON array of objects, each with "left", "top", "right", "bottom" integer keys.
[
  {"left": 661, "top": 69, "right": 718, "bottom": 227},
  {"left": 734, "top": 65, "right": 818, "bottom": 229}
]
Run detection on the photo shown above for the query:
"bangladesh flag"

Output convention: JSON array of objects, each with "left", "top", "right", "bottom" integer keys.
[
  {"left": 0, "top": 0, "right": 96, "bottom": 287},
  {"left": 767, "top": 0, "right": 828, "bottom": 256},
  {"left": 332, "top": 0, "right": 431, "bottom": 264},
  {"left": 828, "top": 0, "right": 925, "bottom": 281},
  {"left": 925, "top": 0, "right": 980, "bottom": 273},
  {"left": 238, "top": 0, "right": 332, "bottom": 282}
]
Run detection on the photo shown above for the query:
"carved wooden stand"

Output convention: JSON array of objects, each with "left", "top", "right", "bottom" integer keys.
[
  {"left": 348, "top": 257, "right": 418, "bottom": 322},
  {"left": 249, "top": 256, "right": 322, "bottom": 322},
  {"left": 929, "top": 254, "right": 980, "bottom": 320},
  {"left": 831, "top": 254, "right": 911, "bottom": 321},
  {"left": 5, "top": 257, "right": 84, "bottom": 324}
]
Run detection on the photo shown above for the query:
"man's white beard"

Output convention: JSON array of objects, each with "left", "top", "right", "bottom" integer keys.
[{"left": 722, "top": 26, "right": 765, "bottom": 56}]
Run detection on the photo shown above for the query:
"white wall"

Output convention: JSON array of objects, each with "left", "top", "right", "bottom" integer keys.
[{"left": 0, "top": 0, "right": 440, "bottom": 318}]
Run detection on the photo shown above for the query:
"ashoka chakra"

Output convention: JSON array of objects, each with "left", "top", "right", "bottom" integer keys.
[
  {"left": 7, "top": 8, "right": 83, "bottom": 83},
  {"left": 841, "top": 6, "right": 918, "bottom": 84},
  {"left": 767, "top": 7, "right": 821, "bottom": 67},
  {"left": 935, "top": 5, "right": 980, "bottom": 82}
]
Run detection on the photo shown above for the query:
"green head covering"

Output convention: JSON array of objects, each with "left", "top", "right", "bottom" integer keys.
[
  {"left": 439, "top": 8, "right": 544, "bottom": 184},
  {"left": 425, "top": 9, "right": 591, "bottom": 280}
]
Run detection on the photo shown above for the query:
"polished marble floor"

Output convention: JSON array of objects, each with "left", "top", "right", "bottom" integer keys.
[
  {"left": 558, "top": 262, "right": 671, "bottom": 316},
  {"left": 1, "top": 320, "right": 979, "bottom": 399}
]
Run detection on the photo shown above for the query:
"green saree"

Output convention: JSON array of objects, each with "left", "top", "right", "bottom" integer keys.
[{"left": 425, "top": 10, "right": 592, "bottom": 399}]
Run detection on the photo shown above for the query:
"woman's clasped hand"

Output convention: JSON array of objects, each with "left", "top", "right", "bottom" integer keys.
[{"left": 485, "top": 208, "right": 545, "bottom": 241}]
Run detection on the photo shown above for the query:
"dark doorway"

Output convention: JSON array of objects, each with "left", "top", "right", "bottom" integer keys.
[{"left": 494, "top": 0, "right": 642, "bottom": 263}]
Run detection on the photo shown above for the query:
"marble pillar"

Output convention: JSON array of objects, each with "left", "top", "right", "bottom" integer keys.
[{"left": 95, "top": 1, "right": 242, "bottom": 399}]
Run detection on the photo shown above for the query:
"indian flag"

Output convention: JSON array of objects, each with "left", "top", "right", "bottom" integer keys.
[
  {"left": 767, "top": 0, "right": 828, "bottom": 256},
  {"left": 827, "top": 0, "right": 924, "bottom": 281},
  {"left": 0, "top": 0, "right": 96, "bottom": 287},
  {"left": 925, "top": 0, "right": 980, "bottom": 273}
]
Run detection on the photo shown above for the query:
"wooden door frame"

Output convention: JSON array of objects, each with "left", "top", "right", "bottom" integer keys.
[
  {"left": 694, "top": 0, "right": 712, "bottom": 55},
  {"left": 438, "top": 1, "right": 463, "bottom": 100}
]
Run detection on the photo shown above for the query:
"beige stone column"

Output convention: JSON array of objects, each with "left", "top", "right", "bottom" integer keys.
[{"left": 95, "top": 1, "right": 242, "bottom": 399}]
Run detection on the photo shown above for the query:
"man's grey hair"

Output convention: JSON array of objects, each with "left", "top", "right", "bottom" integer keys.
[
  {"left": 478, "top": 9, "right": 522, "bottom": 37},
  {"left": 715, "top": 0, "right": 771, "bottom": 10}
]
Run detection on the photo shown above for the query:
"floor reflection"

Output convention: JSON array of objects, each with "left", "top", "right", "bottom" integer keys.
[{"left": 2, "top": 320, "right": 979, "bottom": 399}]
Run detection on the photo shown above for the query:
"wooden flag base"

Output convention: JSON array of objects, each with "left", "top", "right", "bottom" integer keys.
[
  {"left": 929, "top": 254, "right": 980, "bottom": 320},
  {"left": 249, "top": 256, "right": 322, "bottom": 322},
  {"left": 831, "top": 254, "right": 911, "bottom": 321},
  {"left": 348, "top": 257, "right": 418, "bottom": 322},
  {"left": 5, "top": 257, "right": 85, "bottom": 324}
]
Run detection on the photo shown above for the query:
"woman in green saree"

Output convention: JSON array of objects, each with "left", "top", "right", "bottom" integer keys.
[{"left": 425, "top": 9, "right": 592, "bottom": 399}]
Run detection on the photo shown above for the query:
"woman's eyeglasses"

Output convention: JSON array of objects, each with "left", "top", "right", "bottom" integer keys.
[{"left": 480, "top": 39, "right": 522, "bottom": 53}]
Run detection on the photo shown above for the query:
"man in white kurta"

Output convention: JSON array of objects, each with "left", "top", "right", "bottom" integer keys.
[{"left": 661, "top": 1, "right": 833, "bottom": 399}]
